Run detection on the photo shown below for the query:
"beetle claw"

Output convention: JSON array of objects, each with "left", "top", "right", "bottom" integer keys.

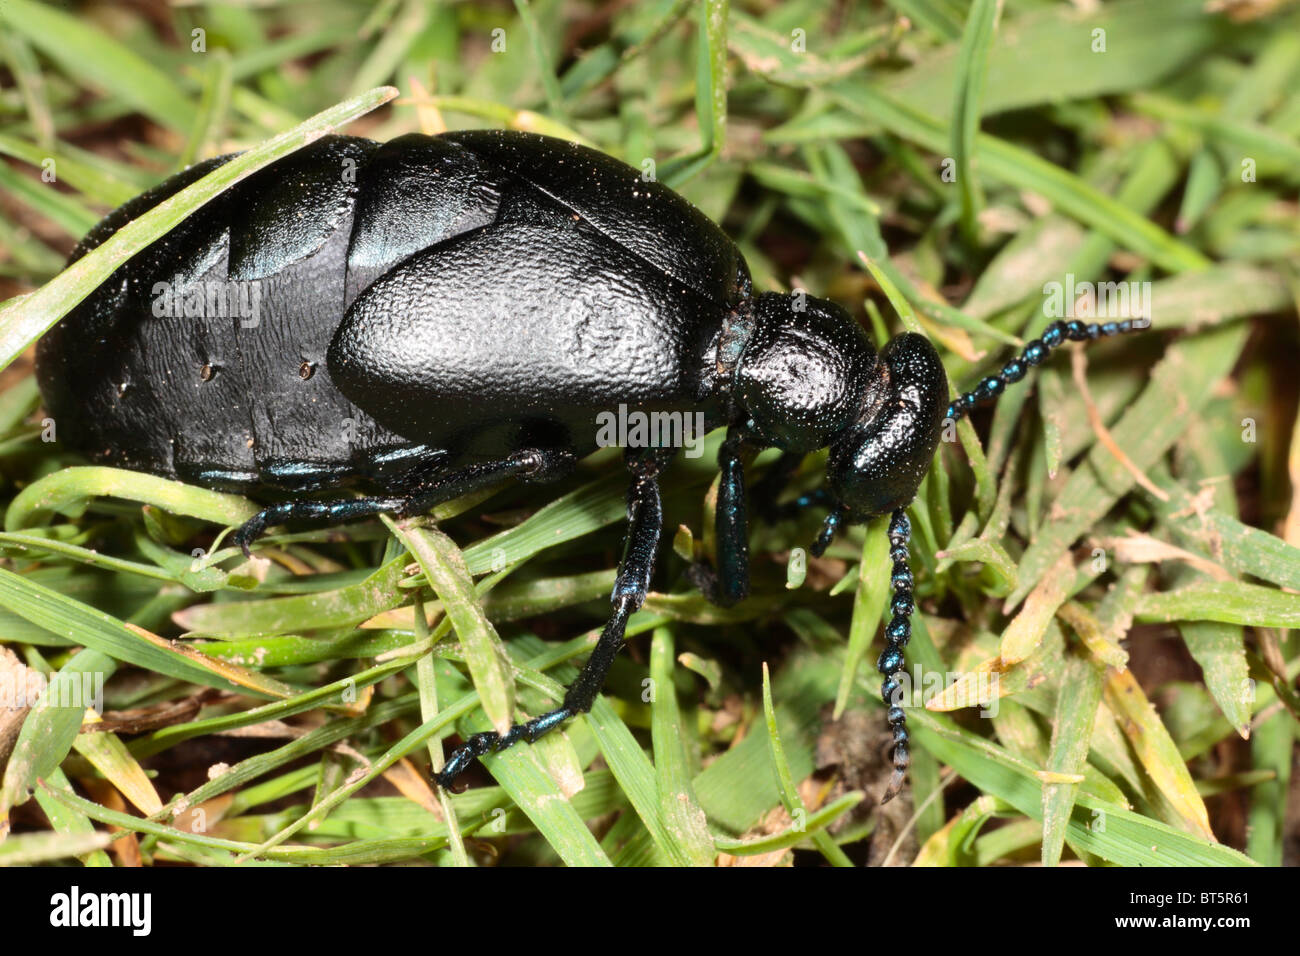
[
  {"left": 232, "top": 516, "right": 264, "bottom": 558},
  {"left": 686, "top": 560, "right": 737, "bottom": 607}
]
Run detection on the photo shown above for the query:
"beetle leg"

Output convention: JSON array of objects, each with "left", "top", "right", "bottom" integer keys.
[
  {"left": 231, "top": 494, "right": 409, "bottom": 557},
  {"left": 712, "top": 427, "right": 753, "bottom": 607},
  {"left": 687, "top": 426, "right": 758, "bottom": 607},
  {"left": 398, "top": 446, "right": 574, "bottom": 514},
  {"left": 230, "top": 447, "right": 572, "bottom": 557},
  {"left": 809, "top": 503, "right": 848, "bottom": 558},
  {"left": 692, "top": 443, "right": 833, "bottom": 604},
  {"left": 437, "top": 448, "right": 669, "bottom": 789}
]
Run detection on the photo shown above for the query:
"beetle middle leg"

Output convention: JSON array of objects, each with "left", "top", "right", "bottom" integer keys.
[
  {"left": 690, "top": 433, "right": 822, "bottom": 607},
  {"left": 230, "top": 447, "right": 573, "bottom": 556},
  {"left": 437, "top": 447, "right": 672, "bottom": 788}
]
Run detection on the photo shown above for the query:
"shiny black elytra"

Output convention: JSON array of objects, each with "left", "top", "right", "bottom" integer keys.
[{"left": 36, "top": 130, "right": 1137, "bottom": 801}]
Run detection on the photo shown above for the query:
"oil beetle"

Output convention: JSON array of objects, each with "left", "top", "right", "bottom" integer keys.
[{"left": 35, "top": 130, "right": 1136, "bottom": 800}]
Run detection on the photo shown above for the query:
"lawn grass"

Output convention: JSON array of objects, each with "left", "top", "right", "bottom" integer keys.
[{"left": 0, "top": 0, "right": 1297, "bottom": 867}]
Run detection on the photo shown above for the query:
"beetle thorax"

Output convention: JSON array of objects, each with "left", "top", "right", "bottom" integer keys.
[{"left": 730, "top": 292, "right": 884, "bottom": 453}]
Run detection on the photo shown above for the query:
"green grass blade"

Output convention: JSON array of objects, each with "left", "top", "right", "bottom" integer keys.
[
  {"left": 836, "top": 518, "right": 888, "bottom": 719},
  {"left": 392, "top": 524, "right": 514, "bottom": 737},
  {"left": 949, "top": 0, "right": 1001, "bottom": 241},
  {"left": 648, "top": 629, "right": 714, "bottom": 865},
  {"left": 5, "top": 466, "right": 257, "bottom": 532},
  {"left": 910, "top": 711, "right": 1256, "bottom": 866},
  {"left": 826, "top": 86, "right": 1210, "bottom": 273},
  {"left": 1, "top": 0, "right": 194, "bottom": 129},
  {"left": 0, "top": 649, "right": 116, "bottom": 828},
  {"left": 1041, "top": 653, "right": 1104, "bottom": 866},
  {"left": 1135, "top": 582, "right": 1300, "bottom": 629},
  {"left": 0, "top": 567, "right": 287, "bottom": 695}
]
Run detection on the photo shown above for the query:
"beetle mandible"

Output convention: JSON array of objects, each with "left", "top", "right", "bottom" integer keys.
[{"left": 35, "top": 130, "right": 1137, "bottom": 799}]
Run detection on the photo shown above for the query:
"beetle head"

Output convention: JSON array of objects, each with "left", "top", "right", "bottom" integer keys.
[{"left": 822, "top": 332, "right": 948, "bottom": 530}]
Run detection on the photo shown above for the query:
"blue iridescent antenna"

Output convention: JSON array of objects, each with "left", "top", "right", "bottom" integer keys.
[
  {"left": 945, "top": 318, "right": 1139, "bottom": 423},
  {"left": 879, "top": 508, "right": 913, "bottom": 802}
]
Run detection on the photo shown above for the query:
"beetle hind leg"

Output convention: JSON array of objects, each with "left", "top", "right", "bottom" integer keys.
[
  {"left": 437, "top": 448, "right": 670, "bottom": 789},
  {"left": 230, "top": 446, "right": 572, "bottom": 557},
  {"left": 232, "top": 493, "right": 405, "bottom": 556}
]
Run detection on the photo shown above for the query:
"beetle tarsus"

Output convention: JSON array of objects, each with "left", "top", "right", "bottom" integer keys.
[
  {"left": 881, "top": 767, "right": 907, "bottom": 804},
  {"left": 232, "top": 517, "right": 264, "bottom": 559},
  {"left": 810, "top": 505, "right": 846, "bottom": 558},
  {"left": 436, "top": 707, "right": 575, "bottom": 789},
  {"left": 232, "top": 495, "right": 405, "bottom": 557}
]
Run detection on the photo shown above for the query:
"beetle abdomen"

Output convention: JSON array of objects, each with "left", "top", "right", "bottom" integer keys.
[
  {"left": 37, "top": 131, "right": 743, "bottom": 489},
  {"left": 36, "top": 135, "right": 507, "bottom": 490}
]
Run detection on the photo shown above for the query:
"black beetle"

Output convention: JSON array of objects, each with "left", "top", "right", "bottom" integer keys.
[{"left": 35, "top": 130, "right": 1135, "bottom": 799}]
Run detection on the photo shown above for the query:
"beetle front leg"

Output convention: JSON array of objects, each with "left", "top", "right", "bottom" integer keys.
[
  {"left": 688, "top": 426, "right": 756, "bottom": 607},
  {"left": 437, "top": 448, "right": 670, "bottom": 789},
  {"left": 714, "top": 427, "right": 753, "bottom": 606}
]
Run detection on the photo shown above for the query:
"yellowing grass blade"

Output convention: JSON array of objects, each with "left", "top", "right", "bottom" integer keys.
[{"left": 1103, "top": 668, "right": 1215, "bottom": 842}]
